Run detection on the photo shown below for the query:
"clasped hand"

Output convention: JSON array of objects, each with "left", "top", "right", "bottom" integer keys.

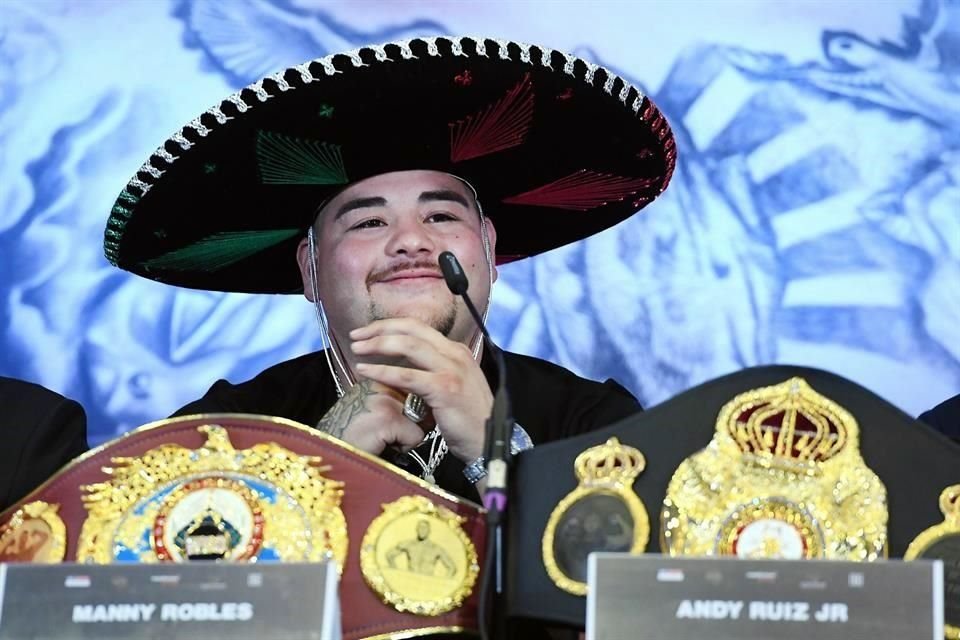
[{"left": 316, "top": 318, "right": 492, "bottom": 464}]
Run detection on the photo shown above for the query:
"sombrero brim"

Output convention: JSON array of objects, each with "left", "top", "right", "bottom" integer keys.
[{"left": 104, "top": 36, "right": 676, "bottom": 294}]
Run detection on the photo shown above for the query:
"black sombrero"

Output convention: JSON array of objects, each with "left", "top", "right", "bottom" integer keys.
[{"left": 104, "top": 36, "right": 676, "bottom": 294}]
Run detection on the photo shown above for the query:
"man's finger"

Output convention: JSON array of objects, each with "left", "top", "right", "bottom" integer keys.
[
  {"left": 350, "top": 317, "right": 456, "bottom": 347},
  {"left": 355, "top": 362, "right": 436, "bottom": 398},
  {"left": 352, "top": 334, "right": 469, "bottom": 370},
  {"left": 383, "top": 416, "right": 429, "bottom": 452}
]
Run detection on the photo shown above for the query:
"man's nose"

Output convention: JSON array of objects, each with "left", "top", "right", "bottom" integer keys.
[{"left": 386, "top": 218, "right": 435, "bottom": 256}]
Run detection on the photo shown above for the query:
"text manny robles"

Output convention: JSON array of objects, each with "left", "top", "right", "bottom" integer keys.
[{"left": 72, "top": 602, "right": 253, "bottom": 623}]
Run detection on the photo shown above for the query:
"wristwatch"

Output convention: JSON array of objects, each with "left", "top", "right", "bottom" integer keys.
[{"left": 462, "top": 423, "right": 534, "bottom": 484}]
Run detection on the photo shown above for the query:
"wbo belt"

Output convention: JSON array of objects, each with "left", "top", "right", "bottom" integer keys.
[{"left": 0, "top": 414, "right": 485, "bottom": 640}]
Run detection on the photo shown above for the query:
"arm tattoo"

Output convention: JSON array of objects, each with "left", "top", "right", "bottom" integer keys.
[{"left": 317, "top": 379, "right": 378, "bottom": 439}]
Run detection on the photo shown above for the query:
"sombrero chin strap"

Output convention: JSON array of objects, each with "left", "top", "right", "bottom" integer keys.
[{"left": 307, "top": 225, "right": 354, "bottom": 396}]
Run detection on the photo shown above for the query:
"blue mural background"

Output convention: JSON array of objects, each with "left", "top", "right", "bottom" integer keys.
[{"left": 1, "top": 0, "right": 958, "bottom": 445}]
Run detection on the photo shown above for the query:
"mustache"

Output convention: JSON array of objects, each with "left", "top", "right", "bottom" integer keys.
[{"left": 366, "top": 261, "right": 444, "bottom": 286}]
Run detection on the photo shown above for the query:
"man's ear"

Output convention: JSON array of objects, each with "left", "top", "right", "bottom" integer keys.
[
  {"left": 296, "top": 235, "right": 316, "bottom": 302},
  {"left": 484, "top": 216, "right": 499, "bottom": 283}
]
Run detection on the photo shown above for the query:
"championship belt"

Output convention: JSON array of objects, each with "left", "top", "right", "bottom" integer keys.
[
  {"left": 0, "top": 414, "right": 485, "bottom": 640},
  {"left": 661, "top": 377, "right": 888, "bottom": 560},
  {"left": 905, "top": 484, "right": 960, "bottom": 639}
]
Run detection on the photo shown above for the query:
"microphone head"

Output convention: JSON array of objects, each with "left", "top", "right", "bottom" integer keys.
[{"left": 439, "top": 251, "right": 470, "bottom": 295}]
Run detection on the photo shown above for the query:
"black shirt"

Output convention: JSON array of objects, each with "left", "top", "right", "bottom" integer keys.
[{"left": 174, "top": 348, "right": 642, "bottom": 501}]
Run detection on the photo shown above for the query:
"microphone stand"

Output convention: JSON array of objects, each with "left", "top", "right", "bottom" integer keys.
[{"left": 438, "top": 252, "right": 513, "bottom": 640}]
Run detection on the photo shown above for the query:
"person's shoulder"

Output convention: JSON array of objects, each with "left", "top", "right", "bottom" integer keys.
[
  {"left": 504, "top": 351, "right": 643, "bottom": 414},
  {"left": 172, "top": 351, "right": 332, "bottom": 419},
  {"left": 240, "top": 351, "right": 329, "bottom": 383},
  {"left": 502, "top": 351, "right": 632, "bottom": 395},
  {"left": 918, "top": 393, "right": 960, "bottom": 440},
  {"left": 501, "top": 350, "right": 642, "bottom": 437},
  {"left": 0, "top": 376, "right": 76, "bottom": 405},
  {"left": 0, "top": 376, "right": 85, "bottom": 425}
]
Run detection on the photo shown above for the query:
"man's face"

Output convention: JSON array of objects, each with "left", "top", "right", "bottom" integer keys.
[
  {"left": 297, "top": 170, "right": 497, "bottom": 348},
  {"left": 416, "top": 520, "right": 430, "bottom": 540}
]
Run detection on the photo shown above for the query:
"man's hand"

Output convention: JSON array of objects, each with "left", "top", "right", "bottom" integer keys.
[
  {"left": 350, "top": 318, "right": 492, "bottom": 464},
  {"left": 316, "top": 378, "right": 426, "bottom": 455}
]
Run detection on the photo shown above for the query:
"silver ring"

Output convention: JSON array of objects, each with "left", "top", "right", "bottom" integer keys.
[{"left": 402, "top": 393, "right": 428, "bottom": 424}]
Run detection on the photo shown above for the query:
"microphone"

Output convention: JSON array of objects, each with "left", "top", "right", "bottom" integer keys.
[
  {"left": 438, "top": 252, "right": 469, "bottom": 296},
  {"left": 439, "top": 251, "right": 513, "bottom": 511}
]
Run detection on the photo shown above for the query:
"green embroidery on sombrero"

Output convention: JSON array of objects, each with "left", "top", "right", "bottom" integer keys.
[
  {"left": 116, "top": 190, "right": 140, "bottom": 205},
  {"left": 111, "top": 203, "right": 134, "bottom": 219},
  {"left": 141, "top": 228, "right": 301, "bottom": 272},
  {"left": 256, "top": 130, "right": 348, "bottom": 185}
]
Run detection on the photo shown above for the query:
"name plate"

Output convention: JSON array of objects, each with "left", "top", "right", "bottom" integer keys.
[
  {"left": 0, "top": 562, "right": 339, "bottom": 640},
  {"left": 587, "top": 554, "right": 943, "bottom": 640}
]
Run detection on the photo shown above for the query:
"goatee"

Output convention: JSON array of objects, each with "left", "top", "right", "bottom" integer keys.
[{"left": 369, "top": 301, "right": 457, "bottom": 337}]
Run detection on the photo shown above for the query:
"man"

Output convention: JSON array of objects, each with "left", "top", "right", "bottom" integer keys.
[
  {"left": 174, "top": 169, "right": 646, "bottom": 499},
  {"left": 0, "top": 376, "right": 88, "bottom": 510},
  {"left": 103, "top": 36, "right": 676, "bottom": 501},
  {"left": 386, "top": 519, "right": 456, "bottom": 577}
]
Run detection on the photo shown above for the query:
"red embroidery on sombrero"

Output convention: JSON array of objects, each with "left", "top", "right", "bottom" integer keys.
[
  {"left": 501, "top": 170, "right": 658, "bottom": 211},
  {"left": 449, "top": 73, "right": 534, "bottom": 163},
  {"left": 642, "top": 101, "right": 671, "bottom": 143}
]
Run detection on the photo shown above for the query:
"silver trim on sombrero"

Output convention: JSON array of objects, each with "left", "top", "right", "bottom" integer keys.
[
  {"left": 128, "top": 177, "right": 152, "bottom": 195},
  {"left": 267, "top": 71, "right": 293, "bottom": 92},
  {"left": 153, "top": 147, "right": 178, "bottom": 164},
  {"left": 293, "top": 62, "right": 319, "bottom": 83},
  {"left": 225, "top": 94, "right": 250, "bottom": 114},
  {"left": 187, "top": 116, "right": 211, "bottom": 137},
  {"left": 105, "top": 36, "right": 652, "bottom": 266},
  {"left": 421, "top": 36, "right": 441, "bottom": 57},
  {"left": 138, "top": 163, "right": 164, "bottom": 179},
  {"left": 170, "top": 132, "right": 193, "bottom": 150},
  {"left": 250, "top": 80, "right": 273, "bottom": 103},
  {"left": 369, "top": 44, "right": 392, "bottom": 62}
]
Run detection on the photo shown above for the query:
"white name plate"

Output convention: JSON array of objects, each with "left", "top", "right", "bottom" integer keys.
[
  {"left": 587, "top": 554, "right": 942, "bottom": 640},
  {"left": 0, "top": 562, "right": 339, "bottom": 640}
]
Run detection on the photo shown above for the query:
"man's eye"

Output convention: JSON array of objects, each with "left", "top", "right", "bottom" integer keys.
[
  {"left": 349, "top": 219, "right": 385, "bottom": 230},
  {"left": 426, "top": 212, "right": 457, "bottom": 223}
]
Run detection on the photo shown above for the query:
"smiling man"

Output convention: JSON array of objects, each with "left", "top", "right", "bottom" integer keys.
[
  {"left": 295, "top": 170, "right": 498, "bottom": 469},
  {"left": 104, "top": 37, "right": 676, "bottom": 501}
]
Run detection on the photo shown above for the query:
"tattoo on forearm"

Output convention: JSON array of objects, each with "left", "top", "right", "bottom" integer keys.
[{"left": 317, "top": 380, "right": 378, "bottom": 439}]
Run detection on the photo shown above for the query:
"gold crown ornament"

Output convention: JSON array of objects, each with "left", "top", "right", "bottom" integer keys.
[{"left": 661, "top": 377, "right": 887, "bottom": 561}]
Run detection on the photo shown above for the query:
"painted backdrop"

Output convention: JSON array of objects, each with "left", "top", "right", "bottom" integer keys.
[{"left": 2, "top": 0, "right": 958, "bottom": 444}]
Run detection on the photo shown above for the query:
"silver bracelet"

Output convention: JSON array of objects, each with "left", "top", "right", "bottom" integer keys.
[{"left": 462, "top": 424, "right": 533, "bottom": 484}]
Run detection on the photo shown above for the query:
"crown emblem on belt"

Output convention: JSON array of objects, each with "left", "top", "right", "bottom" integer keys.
[
  {"left": 719, "top": 377, "right": 850, "bottom": 471},
  {"left": 574, "top": 436, "right": 647, "bottom": 487}
]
